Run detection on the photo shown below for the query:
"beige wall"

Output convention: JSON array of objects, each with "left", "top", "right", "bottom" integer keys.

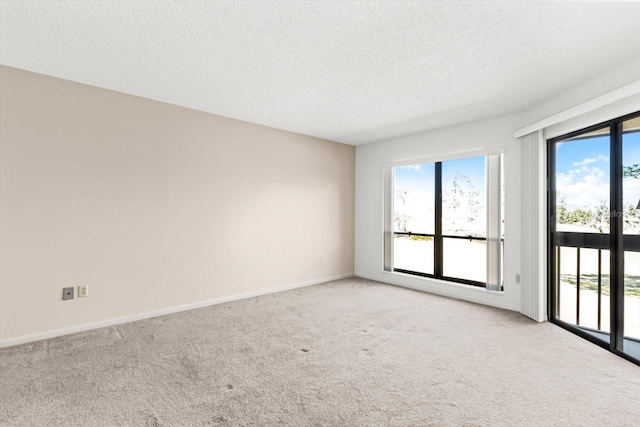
[{"left": 0, "top": 66, "right": 355, "bottom": 344}]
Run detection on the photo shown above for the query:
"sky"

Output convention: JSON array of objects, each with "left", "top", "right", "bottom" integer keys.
[
  {"left": 394, "top": 156, "right": 486, "bottom": 235},
  {"left": 393, "top": 130, "right": 640, "bottom": 235},
  {"left": 394, "top": 156, "right": 486, "bottom": 194},
  {"left": 555, "top": 131, "right": 640, "bottom": 211}
]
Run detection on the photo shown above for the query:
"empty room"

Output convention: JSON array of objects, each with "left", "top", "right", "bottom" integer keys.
[{"left": 1, "top": 1, "right": 640, "bottom": 426}]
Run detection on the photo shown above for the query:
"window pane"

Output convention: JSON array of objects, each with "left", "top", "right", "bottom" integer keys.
[
  {"left": 393, "top": 234, "right": 434, "bottom": 275},
  {"left": 624, "top": 251, "right": 640, "bottom": 341},
  {"left": 441, "top": 156, "right": 486, "bottom": 237},
  {"left": 390, "top": 154, "right": 502, "bottom": 288},
  {"left": 555, "top": 128, "right": 610, "bottom": 233},
  {"left": 393, "top": 164, "right": 435, "bottom": 234},
  {"left": 442, "top": 237, "right": 486, "bottom": 283}
]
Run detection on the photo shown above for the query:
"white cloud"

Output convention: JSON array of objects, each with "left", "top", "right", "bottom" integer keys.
[
  {"left": 556, "top": 166, "right": 609, "bottom": 210},
  {"left": 557, "top": 163, "right": 640, "bottom": 213},
  {"left": 397, "top": 164, "right": 423, "bottom": 172},
  {"left": 572, "top": 155, "right": 608, "bottom": 167},
  {"left": 624, "top": 177, "right": 640, "bottom": 207}
]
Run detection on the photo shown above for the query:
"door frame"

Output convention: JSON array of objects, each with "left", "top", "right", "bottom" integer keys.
[{"left": 547, "top": 110, "right": 640, "bottom": 366}]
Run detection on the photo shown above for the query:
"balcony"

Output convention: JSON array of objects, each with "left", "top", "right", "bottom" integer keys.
[{"left": 555, "top": 231, "right": 640, "bottom": 359}]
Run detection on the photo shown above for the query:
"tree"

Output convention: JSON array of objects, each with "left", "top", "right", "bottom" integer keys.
[
  {"left": 587, "top": 200, "right": 610, "bottom": 233},
  {"left": 443, "top": 172, "right": 482, "bottom": 234},
  {"left": 624, "top": 202, "right": 640, "bottom": 231},
  {"left": 557, "top": 164, "right": 640, "bottom": 233},
  {"left": 394, "top": 190, "right": 410, "bottom": 232},
  {"left": 557, "top": 196, "right": 601, "bottom": 231},
  {"left": 557, "top": 197, "right": 570, "bottom": 224},
  {"left": 623, "top": 164, "right": 640, "bottom": 179},
  {"left": 623, "top": 164, "right": 640, "bottom": 233}
]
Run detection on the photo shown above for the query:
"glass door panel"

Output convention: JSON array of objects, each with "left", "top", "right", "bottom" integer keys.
[{"left": 553, "top": 127, "right": 611, "bottom": 343}]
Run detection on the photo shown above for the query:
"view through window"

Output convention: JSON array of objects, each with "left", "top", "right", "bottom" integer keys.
[
  {"left": 387, "top": 153, "right": 503, "bottom": 289},
  {"left": 550, "top": 112, "right": 640, "bottom": 363}
]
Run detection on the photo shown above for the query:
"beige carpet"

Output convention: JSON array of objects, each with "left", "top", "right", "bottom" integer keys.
[{"left": 1, "top": 277, "right": 639, "bottom": 426}]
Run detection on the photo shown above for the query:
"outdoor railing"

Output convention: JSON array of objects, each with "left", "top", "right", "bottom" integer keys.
[
  {"left": 392, "top": 231, "right": 503, "bottom": 288},
  {"left": 555, "top": 231, "right": 640, "bottom": 337},
  {"left": 393, "top": 231, "right": 487, "bottom": 242}
]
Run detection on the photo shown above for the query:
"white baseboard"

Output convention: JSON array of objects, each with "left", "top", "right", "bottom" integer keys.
[{"left": 0, "top": 273, "right": 354, "bottom": 349}]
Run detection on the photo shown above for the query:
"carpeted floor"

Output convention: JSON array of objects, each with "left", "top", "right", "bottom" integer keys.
[{"left": 1, "top": 277, "right": 639, "bottom": 426}]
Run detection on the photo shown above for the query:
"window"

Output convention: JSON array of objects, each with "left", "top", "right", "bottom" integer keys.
[{"left": 383, "top": 151, "right": 504, "bottom": 290}]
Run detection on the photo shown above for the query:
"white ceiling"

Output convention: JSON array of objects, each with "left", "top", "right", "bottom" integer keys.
[{"left": 2, "top": 1, "right": 640, "bottom": 145}]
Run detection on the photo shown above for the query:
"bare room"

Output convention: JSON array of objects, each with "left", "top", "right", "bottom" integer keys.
[{"left": 1, "top": 1, "right": 639, "bottom": 425}]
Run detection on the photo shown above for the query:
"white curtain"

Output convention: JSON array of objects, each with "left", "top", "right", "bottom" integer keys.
[
  {"left": 519, "top": 130, "right": 546, "bottom": 321},
  {"left": 485, "top": 154, "right": 502, "bottom": 291}
]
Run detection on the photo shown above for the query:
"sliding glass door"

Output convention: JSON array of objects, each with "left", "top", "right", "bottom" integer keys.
[{"left": 549, "top": 112, "right": 640, "bottom": 364}]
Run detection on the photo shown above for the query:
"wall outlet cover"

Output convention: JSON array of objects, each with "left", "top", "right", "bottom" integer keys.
[
  {"left": 78, "top": 285, "right": 88, "bottom": 298},
  {"left": 63, "top": 287, "right": 74, "bottom": 300}
]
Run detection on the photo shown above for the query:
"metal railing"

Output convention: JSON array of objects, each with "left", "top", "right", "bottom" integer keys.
[
  {"left": 555, "top": 231, "right": 639, "bottom": 333},
  {"left": 394, "top": 231, "right": 487, "bottom": 242}
]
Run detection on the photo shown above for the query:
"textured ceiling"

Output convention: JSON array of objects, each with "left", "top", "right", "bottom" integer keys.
[{"left": 2, "top": 1, "right": 640, "bottom": 145}]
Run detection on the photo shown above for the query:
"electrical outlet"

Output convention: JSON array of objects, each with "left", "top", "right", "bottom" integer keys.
[
  {"left": 516, "top": 274, "right": 521, "bottom": 284},
  {"left": 62, "top": 287, "right": 74, "bottom": 300},
  {"left": 78, "top": 285, "right": 88, "bottom": 298}
]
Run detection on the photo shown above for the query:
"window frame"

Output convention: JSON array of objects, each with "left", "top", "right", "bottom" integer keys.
[
  {"left": 547, "top": 110, "right": 640, "bottom": 367},
  {"left": 383, "top": 147, "right": 504, "bottom": 290}
]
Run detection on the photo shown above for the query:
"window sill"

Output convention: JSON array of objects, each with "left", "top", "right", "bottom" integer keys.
[{"left": 382, "top": 270, "right": 506, "bottom": 295}]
